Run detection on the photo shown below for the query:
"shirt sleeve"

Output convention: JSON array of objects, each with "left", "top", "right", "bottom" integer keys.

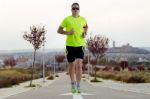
[
  {"left": 83, "top": 17, "right": 88, "bottom": 27},
  {"left": 60, "top": 17, "right": 67, "bottom": 28}
]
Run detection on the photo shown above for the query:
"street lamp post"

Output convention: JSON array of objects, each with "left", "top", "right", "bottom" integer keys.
[
  {"left": 87, "top": 49, "right": 90, "bottom": 80},
  {"left": 54, "top": 56, "right": 55, "bottom": 75},
  {"left": 42, "top": 39, "right": 46, "bottom": 83}
]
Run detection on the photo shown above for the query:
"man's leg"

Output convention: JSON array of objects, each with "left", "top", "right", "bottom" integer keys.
[
  {"left": 69, "top": 62, "right": 76, "bottom": 93},
  {"left": 66, "top": 46, "right": 76, "bottom": 93},
  {"left": 75, "top": 59, "right": 83, "bottom": 93},
  {"left": 69, "top": 62, "right": 75, "bottom": 83}
]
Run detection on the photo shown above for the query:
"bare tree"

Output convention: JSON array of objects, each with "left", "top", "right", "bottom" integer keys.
[
  {"left": 119, "top": 58, "right": 128, "bottom": 70},
  {"left": 82, "top": 55, "right": 88, "bottom": 73},
  {"left": 90, "top": 58, "right": 97, "bottom": 75},
  {"left": 87, "top": 34, "right": 109, "bottom": 80},
  {"left": 23, "top": 25, "right": 46, "bottom": 86},
  {"left": 55, "top": 54, "right": 65, "bottom": 71},
  {"left": 3, "top": 56, "right": 16, "bottom": 69},
  {"left": 120, "top": 61, "right": 128, "bottom": 70}
]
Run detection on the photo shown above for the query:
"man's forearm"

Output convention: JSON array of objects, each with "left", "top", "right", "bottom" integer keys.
[
  {"left": 83, "top": 24, "right": 88, "bottom": 35},
  {"left": 57, "top": 29, "right": 68, "bottom": 35}
]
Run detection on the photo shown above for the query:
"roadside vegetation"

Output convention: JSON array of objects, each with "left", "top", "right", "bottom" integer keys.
[
  {"left": 90, "top": 67, "right": 150, "bottom": 83},
  {"left": 0, "top": 68, "right": 40, "bottom": 88}
]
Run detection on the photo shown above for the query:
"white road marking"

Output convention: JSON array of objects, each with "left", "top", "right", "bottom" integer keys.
[{"left": 60, "top": 92, "right": 95, "bottom": 99}]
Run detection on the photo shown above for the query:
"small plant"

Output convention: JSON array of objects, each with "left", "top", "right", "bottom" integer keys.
[
  {"left": 47, "top": 75, "right": 54, "bottom": 80},
  {"left": 113, "top": 66, "right": 121, "bottom": 71},
  {"left": 26, "top": 84, "right": 36, "bottom": 87},
  {"left": 102, "top": 66, "right": 112, "bottom": 71},
  {"left": 120, "top": 60, "right": 128, "bottom": 70},
  {"left": 137, "top": 66, "right": 145, "bottom": 71},
  {"left": 90, "top": 78, "right": 102, "bottom": 82},
  {"left": 55, "top": 74, "right": 59, "bottom": 77},
  {"left": 127, "top": 67, "right": 137, "bottom": 71},
  {"left": 124, "top": 75, "right": 146, "bottom": 83},
  {"left": 147, "top": 67, "right": 150, "bottom": 71},
  {"left": 66, "top": 72, "right": 69, "bottom": 75}
]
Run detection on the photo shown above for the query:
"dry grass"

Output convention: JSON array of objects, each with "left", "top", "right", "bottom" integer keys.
[
  {"left": 96, "top": 70, "right": 150, "bottom": 83},
  {"left": 0, "top": 69, "right": 40, "bottom": 88}
]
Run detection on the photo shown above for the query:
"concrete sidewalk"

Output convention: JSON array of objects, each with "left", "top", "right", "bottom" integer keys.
[
  {"left": 84, "top": 74, "right": 150, "bottom": 95},
  {"left": 0, "top": 73, "right": 65, "bottom": 99}
]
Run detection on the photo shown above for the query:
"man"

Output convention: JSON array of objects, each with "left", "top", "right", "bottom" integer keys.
[{"left": 57, "top": 2, "right": 88, "bottom": 93}]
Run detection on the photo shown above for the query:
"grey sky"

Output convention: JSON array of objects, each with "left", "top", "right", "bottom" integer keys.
[{"left": 0, "top": 0, "right": 150, "bottom": 50}]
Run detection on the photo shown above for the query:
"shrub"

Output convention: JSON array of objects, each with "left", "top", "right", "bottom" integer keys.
[
  {"left": 137, "top": 66, "right": 145, "bottom": 71},
  {"left": 113, "top": 66, "right": 121, "bottom": 71},
  {"left": 124, "top": 75, "right": 146, "bottom": 83},
  {"left": 90, "top": 78, "right": 101, "bottom": 82},
  {"left": 147, "top": 67, "right": 150, "bottom": 71},
  {"left": 120, "top": 61, "right": 128, "bottom": 70},
  {"left": 0, "top": 69, "right": 39, "bottom": 88},
  {"left": 97, "top": 70, "right": 116, "bottom": 79},
  {"left": 102, "top": 66, "right": 112, "bottom": 71},
  {"left": 47, "top": 75, "right": 54, "bottom": 80},
  {"left": 55, "top": 74, "right": 59, "bottom": 77},
  {"left": 128, "top": 67, "right": 137, "bottom": 71},
  {"left": 96, "top": 70, "right": 150, "bottom": 83}
]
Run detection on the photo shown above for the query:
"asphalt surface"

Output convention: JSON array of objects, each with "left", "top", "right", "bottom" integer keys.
[{"left": 4, "top": 74, "right": 150, "bottom": 99}]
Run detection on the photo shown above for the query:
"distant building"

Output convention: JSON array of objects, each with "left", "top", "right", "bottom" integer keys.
[
  {"left": 107, "top": 43, "right": 150, "bottom": 54},
  {"left": 137, "top": 58, "right": 150, "bottom": 67}
]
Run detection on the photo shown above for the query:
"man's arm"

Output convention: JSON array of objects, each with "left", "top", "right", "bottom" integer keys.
[
  {"left": 57, "top": 26, "right": 74, "bottom": 35},
  {"left": 83, "top": 24, "right": 88, "bottom": 34},
  {"left": 83, "top": 24, "right": 88, "bottom": 37}
]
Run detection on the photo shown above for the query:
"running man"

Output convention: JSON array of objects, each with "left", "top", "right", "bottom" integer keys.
[{"left": 57, "top": 2, "right": 88, "bottom": 93}]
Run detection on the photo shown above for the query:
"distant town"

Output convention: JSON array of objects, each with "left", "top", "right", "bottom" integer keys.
[{"left": 0, "top": 42, "right": 150, "bottom": 70}]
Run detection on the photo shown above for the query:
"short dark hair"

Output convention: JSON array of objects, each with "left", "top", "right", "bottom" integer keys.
[{"left": 71, "top": 2, "right": 79, "bottom": 8}]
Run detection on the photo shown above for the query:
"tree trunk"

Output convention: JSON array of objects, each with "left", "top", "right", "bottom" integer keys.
[
  {"left": 30, "top": 49, "right": 36, "bottom": 86},
  {"left": 94, "top": 58, "right": 98, "bottom": 80},
  {"left": 94, "top": 65, "right": 96, "bottom": 80}
]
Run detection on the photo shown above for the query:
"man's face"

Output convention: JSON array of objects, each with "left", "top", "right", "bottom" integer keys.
[{"left": 71, "top": 5, "right": 80, "bottom": 15}]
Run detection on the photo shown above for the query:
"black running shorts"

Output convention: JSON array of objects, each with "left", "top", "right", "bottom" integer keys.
[{"left": 66, "top": 46, "right": 85, "bottom": 63}]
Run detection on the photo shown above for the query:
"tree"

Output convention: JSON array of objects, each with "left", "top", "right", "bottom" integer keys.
[
  {"left": 82, "top": 55, "right": 88, "bottom": 73},
  {"left": 3, "top": 56, "right": 16, "bottom": 69},
  {"left": 119, "top": 58, "right": 128, "bottom": 70},
  {"left": 87, "top": 34, "right": 109, "bottom": 80},
  {"left": 55, "top": 54, "right": 65, "bottom": 71},
  {"left": 23, "top": 25, "right": 46, "bottom": 86},
  {"left": 90, "top": 58, "right": 97, "bottom": 75},
  {"left": 120, "top": 61, "right": 128, "bottom": 70}
]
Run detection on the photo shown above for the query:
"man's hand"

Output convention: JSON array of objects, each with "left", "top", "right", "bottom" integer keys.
[{"left": 57, "top": 26, "right": 74, "bottom": 35}]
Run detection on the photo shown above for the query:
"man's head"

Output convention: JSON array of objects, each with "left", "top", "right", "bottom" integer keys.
[{"left": 71, "top": 2, "right": 80, "bottom": 16}]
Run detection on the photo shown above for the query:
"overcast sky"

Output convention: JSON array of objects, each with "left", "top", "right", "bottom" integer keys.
[{"left": 0, "top": 0, "right": 150, "bottom": 50}]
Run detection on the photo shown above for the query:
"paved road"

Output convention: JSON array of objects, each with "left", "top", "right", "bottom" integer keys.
[{"left": 4, "top": 74, "right": 150, "bottom": 99}]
